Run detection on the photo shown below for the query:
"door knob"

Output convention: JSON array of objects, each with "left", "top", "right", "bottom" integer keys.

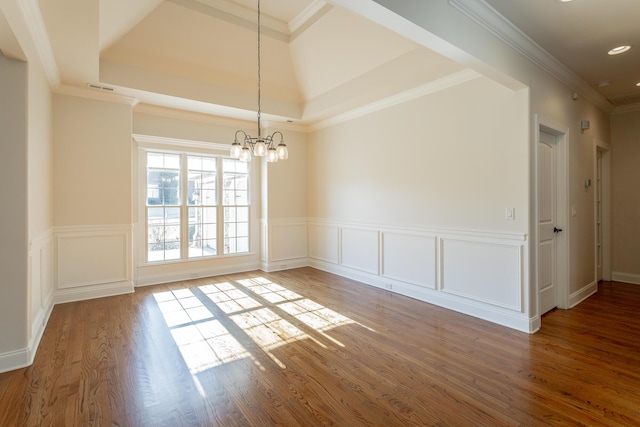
[{"left": 554, "top": 227, "right": 563, "bottom": 233}]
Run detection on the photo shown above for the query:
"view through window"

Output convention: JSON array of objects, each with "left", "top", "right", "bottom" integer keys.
[{"left": 146, "top": 152, "right": 249, "bottom": 262}]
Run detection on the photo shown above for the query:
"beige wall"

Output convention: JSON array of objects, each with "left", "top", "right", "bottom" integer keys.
[
  {"left": 264, "top": 128, "right": 308, "bottom": 219},
  {"left": 611, "top": 109, "right": 640, "bottom": 280},
  {"left": 309, "top": 76, "right": 528, "bottom": 232},
  {"left": 53, "top": 95, "right": 132, "bottom": 226}
]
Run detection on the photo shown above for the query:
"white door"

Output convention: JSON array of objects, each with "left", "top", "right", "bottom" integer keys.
[{"left": 538, "top": 130, "right": 562, "bottom": 314}]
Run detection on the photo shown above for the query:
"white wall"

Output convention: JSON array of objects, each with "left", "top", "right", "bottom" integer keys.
[{"left": 611, "top": 108, "right": 640, "bottom": 284}]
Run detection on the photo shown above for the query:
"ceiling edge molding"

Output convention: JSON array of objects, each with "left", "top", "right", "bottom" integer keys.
[
  {"left": 289, "top": 0, "right": 327, "bottom": 34},
  {"left": 132, "top": 103, "right": 309, "bottom": 134},
  {"left": 448, "top": 0, "right": 613, "bottom": 114},
  {"left": 54, "top": 84, "right": 139, "bottom": 106},
  {"left": 310, "top": 68, "right": 481, "bottom": 131},
  {"left": 611, "top": 102, "right": 640, "bottom": 116},
  {"left": 17, "top": 0, "right": 60, "bottom": 87},
  {"left": 169, "top": 0, "right": 289, "bottom": 40},
  {"left": 262, "top": 120, "right": 309, "bottom": 134}
]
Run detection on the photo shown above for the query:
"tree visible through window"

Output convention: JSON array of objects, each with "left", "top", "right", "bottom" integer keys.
[{"left": 146, "top": 151, "right": 250, "bottom": 263}]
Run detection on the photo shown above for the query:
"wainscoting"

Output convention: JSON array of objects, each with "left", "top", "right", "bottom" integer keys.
[
  {"left": 54, "top": 224, "right": 134, "bottom": 303},
  {"left": 308, "top": 219, "right": 533, "bottom": 332},
  {"left": 261, "top": 218, "right": 308, "bottom": 272}
]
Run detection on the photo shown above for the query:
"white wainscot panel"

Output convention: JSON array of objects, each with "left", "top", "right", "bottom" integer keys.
[
  {"left": 271, "top": 223, "right": 307, "bottom": 262},
  {"left": 57, "top": 231, "right": 128, "bottom": 289},
  {"left": 308, "top": 223, "right": 339, "bottom": 264},
  {"left": 341, "top": 228, "right": 379, "bottom": 275},
  {"left": 382, "top": 232, "right": 436, "bottom": 289},
  {"left": 441, "top": 238, "right": 522, "bottom": 311}
]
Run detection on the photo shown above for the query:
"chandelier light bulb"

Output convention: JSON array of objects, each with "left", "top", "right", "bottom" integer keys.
[
  {"left": 267, "top": 147, "right": 279, "bottom": 163},
  {"left": 254, "top": 139, "right": 267, "bottom": 156},
  {"left": 230, "top": 141, "right": 242, "bottom": 159},
  {"left": 239, "top": 146, "right": 252, "bottom": 162},
  {"left": 276, "top": 142, "right": 288, "bottom": 160}
]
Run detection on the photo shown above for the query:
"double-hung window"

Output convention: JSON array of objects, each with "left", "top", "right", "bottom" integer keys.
[{"left": 145, "top": 151, "right": 250, "bottom": 263}]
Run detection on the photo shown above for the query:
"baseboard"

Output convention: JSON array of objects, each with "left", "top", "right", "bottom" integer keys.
[
  {"left": 569, "top": 281, "right": 598, "bottom": 308},
  {"left": 54, "top": 281, "right": 134, "bottom": 304},
  {"left": 309, "top": 259, "right": 535, "bottom": 333},
  {"left": 136, "top": 262, "right": 260, "bottom": 287},
  {"left": 261, "top": 258, "right": 309, "bottom": 272},
  {"left": 0, "top": 293, "right": 54, "bottom": 374},
  {"left": 612, "top": 272, "right": 640, "bottom": 285}
]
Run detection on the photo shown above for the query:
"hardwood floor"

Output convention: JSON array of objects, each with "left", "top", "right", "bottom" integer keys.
[{"left": 1, "top": 267, "right": 640, "bottom": 426}]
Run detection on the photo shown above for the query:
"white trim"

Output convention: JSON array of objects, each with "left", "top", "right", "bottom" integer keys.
[
  {"left": 16, "top": 0, "right": 60, "bottom": 87},
  {"left": 612, "top": 272, "right": 640, "bottom": 285},
  {"left": 534, "top": 115, "right": 570, "bottom": 313},
  {"left": 448, "top": 0, "right": 612, "bottom": 113},
  {"left": 54, "top": 281, "right": 134, "bottom": 304},
  {"left": 569, "top": 281, "right": 597, "bottom": 308},
  {"left": 136, "top": 261, "right": 260, "bottom": 287},
  {"left": 132, "top": 133, "right": 230, "bottom": 152},
  {"left": 594, "top": 140, "right": 612, "bottom": 282},
  {"left": 310, "top": 258, "right": 534, "bottom": 333},
  {"left": 308, "top": 217, "right": 527, "bottom": 241},
  {"left": 290, "top": 0, "right": 329, "bottom": 34},
  {"left": 612, "top": 102, "right": 640, "bottom": 115},
  {"left": 261, "top": 258, "right": 309, "bottom": 273},
  {"left": 311, "top": 69, "right": 481, "bottom": 130},
  {"left": 54, "top": 84, "right": 139, "bottom": 106}
]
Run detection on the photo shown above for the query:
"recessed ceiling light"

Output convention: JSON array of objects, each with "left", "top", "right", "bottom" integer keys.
[
  {"left": 557, "top": 0, "right": 573, "bottom": 3},
  {"left": 597, "top": 81, "right": 611, "bottom": 88},
  {"left": 608, "top": 45, "right": 631, "bottom": 55},
  {"left": 636, "top": 82, "right": 640, "bottom": 87}
]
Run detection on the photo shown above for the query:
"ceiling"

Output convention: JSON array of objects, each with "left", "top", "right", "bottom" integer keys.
[
  {"left": 484, "top": 0, "right": 640, "bottom": 107},
  {"left": 2, "top": 0, "right": 639, "bottom": 126}
]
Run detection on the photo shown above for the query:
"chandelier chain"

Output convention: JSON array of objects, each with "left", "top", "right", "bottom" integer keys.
[{"left": 256, "top": 0, "right": 261, "bottom": 136}]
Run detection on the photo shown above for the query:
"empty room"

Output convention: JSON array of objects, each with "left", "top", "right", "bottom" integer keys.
[{"left": 1, "top": 0, "right": 639, "bottom": 425}]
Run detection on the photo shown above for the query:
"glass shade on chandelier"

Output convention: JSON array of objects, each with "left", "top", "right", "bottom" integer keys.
[{"left": 230, "top": 130, "right": 288, "bottom": 163}]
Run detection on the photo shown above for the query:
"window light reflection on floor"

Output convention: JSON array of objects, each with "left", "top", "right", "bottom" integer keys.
[{"left": 153, "top": 276, "right": 373, "bottom": 376}]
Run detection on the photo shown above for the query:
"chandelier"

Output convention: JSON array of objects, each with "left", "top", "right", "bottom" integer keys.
[{"left": 230, "top": 0, "right": 288, "bottom": 163}]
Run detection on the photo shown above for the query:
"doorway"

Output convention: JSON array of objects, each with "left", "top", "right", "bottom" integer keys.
[
  {"left": 535, "top": 116, "right": 569, "bottom": 316},
  {"left": 595, "top": 142, "right": 611, "bottom": 282}
]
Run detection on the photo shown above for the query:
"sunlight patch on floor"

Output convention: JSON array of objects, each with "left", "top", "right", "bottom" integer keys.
[{"left": 153, "top": 276, "right": 374, "bottom": 378}]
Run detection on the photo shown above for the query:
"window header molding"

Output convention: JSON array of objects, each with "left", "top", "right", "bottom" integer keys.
[{"left": 133, "top": 134, "right": 230, "bottom": 152}]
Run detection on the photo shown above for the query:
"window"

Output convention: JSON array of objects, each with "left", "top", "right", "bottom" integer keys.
[{"left": 145, "top": 151, "right": 250, "bottom": 263}]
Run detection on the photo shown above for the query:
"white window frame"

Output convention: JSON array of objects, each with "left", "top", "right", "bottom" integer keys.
[{"left": 133, "top": 135, "right": 258, "bottom": 267}]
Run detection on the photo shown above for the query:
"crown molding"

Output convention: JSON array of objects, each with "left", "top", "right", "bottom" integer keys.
[
  {"left": 612, "top": 102, "right": 640, "bottom": 116},
  {"left": 54, "top": 84, "right": 139, "bottom": 106},
  {"left": 168, "top": 0, "right": 289, "bottom": 41},
  {"left": 16, "top": 0, "right": 60, "bottom": 87},
  {"left": 448, "top": 0, "right": 613, "bottom": 114},
  {"left": 289, "top": 0, "right": 329, "bottom": 35},
  {"left": 310, "top": 68, "right": 481, "bottom": 131}
]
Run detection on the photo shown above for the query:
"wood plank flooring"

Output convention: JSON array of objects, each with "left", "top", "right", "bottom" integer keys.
[{"left": 2, "top": 267, "right": 640, "bottom": 426}]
